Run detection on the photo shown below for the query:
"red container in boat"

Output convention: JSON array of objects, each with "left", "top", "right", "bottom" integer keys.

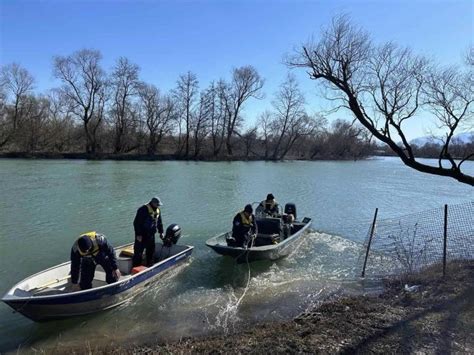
[{"left": 131, "top": 266, "right": 147, "bottom": 275}]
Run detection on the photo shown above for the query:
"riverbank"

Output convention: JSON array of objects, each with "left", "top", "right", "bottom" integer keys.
[
  {"left": 55, "top": 261, "right": 473, "bottom": 354},
  {"left": 2, "top": 151, "right": 471, "bottom": 162},
  {"left": 0, "top": 151, "right": 371, "bottom": 162}
]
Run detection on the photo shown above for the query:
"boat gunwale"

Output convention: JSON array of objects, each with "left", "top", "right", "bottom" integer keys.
[
  {"left": 205, "top": 219, "right": 312, "bottom": 251},
  {"left": 2, "top": 242, "right": 194, "bottom": 302}
]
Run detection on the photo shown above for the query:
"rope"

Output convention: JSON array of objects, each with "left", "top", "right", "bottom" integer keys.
[{"left": 233, "top": 233, "right": 255, "bottom": 308}]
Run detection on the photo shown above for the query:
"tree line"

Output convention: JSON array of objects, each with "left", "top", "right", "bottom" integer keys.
[
  {"left": 0, "top": 50, "right": 374, "bottom": 160},
  {"left": 1, "top": 15, "right": 472, "bottom": 185}
]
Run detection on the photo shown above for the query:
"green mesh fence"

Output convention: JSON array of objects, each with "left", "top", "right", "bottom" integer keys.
[{"left": 359, "top": 201, "right": 474, "bottom": 277}]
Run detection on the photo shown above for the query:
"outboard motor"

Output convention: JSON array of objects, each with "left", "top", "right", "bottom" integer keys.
[
  {"left": 163, "top": 224, "right": 182, "bottom": 247},
  {"left": 284, "top": 203, "right": 297, "bottom": 219}
]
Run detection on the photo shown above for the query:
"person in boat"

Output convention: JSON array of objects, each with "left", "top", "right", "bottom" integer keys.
[
  {"left": 230, "top": 204, "right": 258, "bottom": 248},
  {"left": 282, "top": 213, "right": 295, "bottom": 238},
  {"left": 258, "top": 193, "right": 280, "bottom": 216},
  {"left": 133, "top": 196, "right": 164, "bottom": 267},
  {"left": 70, "top": 232, "right": 121, "bottom": 290}
]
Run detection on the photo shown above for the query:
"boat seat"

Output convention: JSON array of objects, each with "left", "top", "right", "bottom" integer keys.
[
  {"left": 256, "top": 218, "right": 282, "bottom": 235},
  {"left": 119, "top": 246, "right": 134, "bottom": 257}
]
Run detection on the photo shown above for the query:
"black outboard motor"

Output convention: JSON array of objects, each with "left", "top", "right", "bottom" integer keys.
[
  {"left": 284, "top": 203, "right": 297, "bottom": 219},
  {"left": 163, "top": 224, "right": 182, "bottom": 247}
]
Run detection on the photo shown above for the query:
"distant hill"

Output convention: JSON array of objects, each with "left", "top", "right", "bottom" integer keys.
[{"left": 410, "top": 132, "right": 473, "bottom": 146}]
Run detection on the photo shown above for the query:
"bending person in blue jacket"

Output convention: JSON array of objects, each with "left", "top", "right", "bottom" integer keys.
[{"left": 70, "top": 232, "right": 121, "bottom": 290}]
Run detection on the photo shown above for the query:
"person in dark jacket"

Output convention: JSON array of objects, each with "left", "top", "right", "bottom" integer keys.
[
  {"left": 70, "top": 232, "right": 121, "bottom": 290},
  {"left": 133, "top": 196, "right": 164, "bottom": 266},
  {"left": 231, "top": 204, "right": 258, "bottom": 248},
  {"left": 258, "top": 193, "right": 280, "bottom": 216}
]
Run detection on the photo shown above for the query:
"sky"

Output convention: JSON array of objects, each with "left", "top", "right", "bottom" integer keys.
[{"left": 0, "top": 0, "right": 473, "bottom": 140}]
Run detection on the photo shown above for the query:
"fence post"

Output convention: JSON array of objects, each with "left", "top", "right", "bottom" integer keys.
[
  {"left": 443, "top": 204, "right": 448, "bottom": 277},
  {"left": 362, "top": 208, "right": 378, "bottom": 278}
]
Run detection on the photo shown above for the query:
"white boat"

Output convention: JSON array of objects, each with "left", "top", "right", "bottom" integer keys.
[{"left": 2, "top": 242, "right": 193, "bottom": 321}]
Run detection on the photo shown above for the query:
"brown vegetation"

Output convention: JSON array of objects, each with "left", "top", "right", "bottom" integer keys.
[
  {"left": 39, "top": 261, "right": 472, "bottom": 354},
  {"left": 0, "top": 57, "right": 374, "bottom": 161}
]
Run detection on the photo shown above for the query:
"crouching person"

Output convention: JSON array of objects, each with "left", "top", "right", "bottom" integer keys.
[
  {"left": 230, "top": 204, "right": 258, "bottom": 248},
  {"left": 70, "top": 232, "right": 121, "bottom": 291}
]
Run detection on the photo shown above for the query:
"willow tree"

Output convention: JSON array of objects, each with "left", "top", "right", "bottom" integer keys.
[{"left": 290, "top": 16, "right": 473, "bottom": 186}]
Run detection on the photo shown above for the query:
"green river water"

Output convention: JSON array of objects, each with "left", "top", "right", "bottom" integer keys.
[{"left": 0, "top": 157, "right": 472, "bottom": 352}]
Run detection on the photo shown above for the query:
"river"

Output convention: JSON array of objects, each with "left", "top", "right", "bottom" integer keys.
[{"left": 0, "top": 157, "right": 472, "bottom": 352}]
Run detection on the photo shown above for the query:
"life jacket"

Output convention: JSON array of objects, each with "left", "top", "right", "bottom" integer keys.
[
  {"left": 262, "top": 200, "right": 277, "bottom": 212},
  {"left": 146, "top": 203, "right": 160, "bottom": 222},
  {"left": 77, "top": 231, "right": 100, "bottom": 257},
  {"left": 239, "top": 211, "right": 253, "bottom": 227}
]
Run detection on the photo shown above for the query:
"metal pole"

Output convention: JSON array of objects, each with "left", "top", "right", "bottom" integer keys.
[
  {"left": 362, "top": 208, "right": 378, "bottom": 278},
  {"left": 443, "top": 204, "right": 448, "bottom": 277}
]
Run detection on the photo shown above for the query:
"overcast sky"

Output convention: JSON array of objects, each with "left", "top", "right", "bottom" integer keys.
[{"left": 1, "top": 0, "right": 472, "bottom": 139}]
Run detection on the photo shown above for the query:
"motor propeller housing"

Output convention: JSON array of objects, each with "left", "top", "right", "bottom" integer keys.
[{"left": 163, "top": 224, "right": 182, "bottom": 247}]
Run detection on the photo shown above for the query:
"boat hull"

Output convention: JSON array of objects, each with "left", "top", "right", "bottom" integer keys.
[
  {"left": 2, "top": 244, "right": 193, "bottom": 321},
  {"left": 206, "top": 219, "right": 312, "bottom": 262}
]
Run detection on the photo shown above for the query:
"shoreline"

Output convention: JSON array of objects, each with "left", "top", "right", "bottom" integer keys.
[
  {"left": 1, "top": 151, "right": 470, "bottom": 163},
  {"left": 27, "top": 261, "right": 473, "bottom": 354},
  {"left": 0, "top": 151, "right": 375, "bottom": 162}
]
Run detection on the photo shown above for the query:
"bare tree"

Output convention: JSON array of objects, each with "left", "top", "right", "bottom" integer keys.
[
  {"left": 209, "top": 80, "right": 227, "bottom": 157},
  {"left": 174, "top": 71, "right": 199, "bottom": 157},
  {"left": 0, "top": 63, "right": 35, "bottom": 148},
  {"left": 281, "top": 113, "right": 323, "bottom": 159},
  {"left": 271, "top": 74, "right": 307, "bottom": 159},
  {"left": 0, "top": 86, "right": 8, "bottom": 148},
  {"left": 423, "top": 66, "right": 473, "bottom": 166},
  {"left": 46, "top": 89, "right": 77, "bottom": 152},
  {"left": 53, "top": 49, "right": 106, "bottom": 154},
  {"left": 18, "top": 95, "right": 50, "bottom": 152},
  {"left": 110, "top": 57, "right": 140, "bottom": 153},
  {"left": 222, "top": 66, "right": 264, "bottom": 155},
  {"left": 192, "top": 85, "right": 216, "bottom": 158},
  {"left": 290, "top": 15, "right": 474, "bottom": 185},
  {"left": 138, "top": 83, "right": 175, "bottom": 155},
  {"left": 466, "top": 46, "right": 474, "bottom": 66},
  {"left": 241, "top": 125, "right": 258, "bottom": 159},
  {"left": 257, "top": 111, "right": 274, "bottom": 159}
]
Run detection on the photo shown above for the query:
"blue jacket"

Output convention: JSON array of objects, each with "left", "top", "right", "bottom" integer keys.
[{"left": 70, "top": 234, "right": 117, "bottom": 284}]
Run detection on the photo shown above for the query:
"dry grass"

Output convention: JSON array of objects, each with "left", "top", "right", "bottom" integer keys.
[{"left": 33, "top": 261, "right": 474, "bottom": 354}]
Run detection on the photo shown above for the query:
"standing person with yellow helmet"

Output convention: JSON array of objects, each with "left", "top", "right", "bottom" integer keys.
[
  {"left": 132, "top": 196, "right": 164, "bottom": 267},
  {"left": 70, "top": 232, "right": 121, "bottom": 291}
]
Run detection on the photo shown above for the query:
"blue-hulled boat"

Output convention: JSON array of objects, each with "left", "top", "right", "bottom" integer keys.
[{"left": 2, "top": 242, "right": 193, "bottom": 321}]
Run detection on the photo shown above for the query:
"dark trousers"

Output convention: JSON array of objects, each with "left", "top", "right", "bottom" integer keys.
[
  {"left": 233, "top": 232, "right": 252, "bottom": 248},
  {"left": 79, "top": 254, "right": 117, "bottom": 290},
  {"left": 133, "top": 235, "right": 156, "bottom": 267}
]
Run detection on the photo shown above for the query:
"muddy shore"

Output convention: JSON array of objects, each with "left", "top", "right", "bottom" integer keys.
[{"left": 50, "top": 261, "right": 472, "bottom": 354}]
